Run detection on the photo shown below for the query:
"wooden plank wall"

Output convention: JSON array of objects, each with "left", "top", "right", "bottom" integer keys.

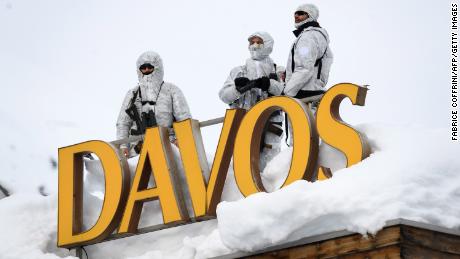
[{"left": 243, "top": 225, "right": 460, "bottom": 259}]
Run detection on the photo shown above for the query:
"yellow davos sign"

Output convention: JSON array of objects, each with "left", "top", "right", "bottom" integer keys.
[{"left": 57, "top": 83, "right": 370, "bottom": 248}]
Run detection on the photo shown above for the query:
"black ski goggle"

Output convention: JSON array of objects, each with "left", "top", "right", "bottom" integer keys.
[
  {"left": 139, "top": 63, "right": 154, "bottom": 70},
  {"left": 141, "top": 101, "right": 156, "bottom": 105},
  {"left": 295, "top": 11, "right": 308, "bottom": 16}
]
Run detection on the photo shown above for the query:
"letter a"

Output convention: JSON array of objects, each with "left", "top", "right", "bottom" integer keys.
[{"left": 118, "top": 127, "right": 189, "bottom": 234}]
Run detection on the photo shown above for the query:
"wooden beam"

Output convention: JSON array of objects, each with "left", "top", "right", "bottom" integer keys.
[
  {"left": 212, "top": 219, "right": 460, "bottom": 259},
  {"left": 109, "top": 95, "right": 325, "bottom": 147}
]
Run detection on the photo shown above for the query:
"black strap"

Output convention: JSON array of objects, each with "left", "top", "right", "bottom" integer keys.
[
  {"left": 139, "top": 81, "right": 164, "bottom": 106},
  {"left": 314, "top": 39, "right": 328, "bottom": 79},
  {"left": 285, "top": 113, "right": 290, "bottom": 146},
  {"left": 293, "top": 21, "right": 320, "bottom": 37},
  {"left": 315, "top": 59, "right": 322, "bottom": 79},
  {"left": 294, "top": 90, "right": 325, "bottom": 99},
  {"left": 170, "top": 85, "right": 178, "bottom": 123},
  {"left": 291, "top": 44, "right": 296, "bottom": 74}
]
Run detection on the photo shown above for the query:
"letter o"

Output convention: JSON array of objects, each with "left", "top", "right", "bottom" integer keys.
[{"left": 233, "top": 96, "right": 318, "bottom": 197}]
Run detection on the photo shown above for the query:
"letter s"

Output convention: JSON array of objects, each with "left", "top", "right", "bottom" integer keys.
[{"left": 316, "top": 83, "right": 371, "bottom": 168}]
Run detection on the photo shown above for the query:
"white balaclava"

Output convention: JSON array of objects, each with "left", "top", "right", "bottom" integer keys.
[
  {"left": 245, "top": 31, "right": 275, "bottom": 79},
  {"left": 247, "top": 31, "right": 274, "bottom": 61},
  {"left": 136, "top": 51, "right": 165, "bottom": 113},
  {"left": 295, "top": 3, "right": 319, "bottom": 28}
]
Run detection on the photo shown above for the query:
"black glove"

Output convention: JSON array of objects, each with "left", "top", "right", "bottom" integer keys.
[
  {"left": 269, "top": 73, "right": 278, "bottom": 81},
  {"left": 255, "top": 77, "right": 270, "bottom": 91},
  {"left": 234, "top": 77, "right": 250, "bottom": 93}
]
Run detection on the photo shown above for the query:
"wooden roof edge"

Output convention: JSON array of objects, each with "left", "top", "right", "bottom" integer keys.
[{"left": 211, "top": 218, "right": 460, "bottom": 259}]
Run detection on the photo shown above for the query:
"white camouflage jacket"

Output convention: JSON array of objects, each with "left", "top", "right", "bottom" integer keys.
[
  {"left": 219, "top": 31, "right": 284, "bottom": 112},
  {"left": 285, "top": 25, "right": 333, "bottom": 97}
]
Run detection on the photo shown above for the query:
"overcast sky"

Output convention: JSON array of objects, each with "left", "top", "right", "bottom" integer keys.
[{"left": 0, "top": 0, "right": 450, "bottom": 153}]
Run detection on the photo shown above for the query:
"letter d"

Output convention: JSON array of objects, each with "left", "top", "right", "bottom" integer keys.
[{"left": 58, "top": 141, "right": 129, "bottom": 248}]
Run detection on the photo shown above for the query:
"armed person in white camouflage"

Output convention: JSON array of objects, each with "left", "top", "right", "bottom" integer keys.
[{"left": 116, "top": 51, "right": 191, "bottom": 157}]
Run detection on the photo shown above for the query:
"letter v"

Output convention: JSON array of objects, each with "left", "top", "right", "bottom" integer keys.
[{"left": 173, "top": 109, "right": 245, "bottom": 218}]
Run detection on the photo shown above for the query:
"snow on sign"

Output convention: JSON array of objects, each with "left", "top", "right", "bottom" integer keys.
[{"left": 57, "top": 83, "right": 370, "bottom": 248}]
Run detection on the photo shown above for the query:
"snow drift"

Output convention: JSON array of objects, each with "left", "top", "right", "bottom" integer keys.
[{"left": 0, "top": 123, "right": 459, "bottom": 259}]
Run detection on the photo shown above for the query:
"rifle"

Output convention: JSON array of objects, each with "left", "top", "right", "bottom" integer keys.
[{"left": 125, "top": 88, "right": 145, "bottom": 136}]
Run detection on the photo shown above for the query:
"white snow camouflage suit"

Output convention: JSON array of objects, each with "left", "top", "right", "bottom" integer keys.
[
  {"left": 116, "top": 51, "right": 191, "bottom": 149},
  {"left": 285, "top": 4, "right": 333, "bottom": 97},
  {"left": 285, "top": 4, "right": 333, "bottom": 146},
  {"left": 219, "top": 31, "right": 284, "bottom": 170}
]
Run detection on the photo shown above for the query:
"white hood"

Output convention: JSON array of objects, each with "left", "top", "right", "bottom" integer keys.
[
  {"left": 136, "top": 51, "right": 164, "bottom": 84},
  {"left": 295, "top": 3, "right": 320, "bottom": 28},
  {"left": 136, "top": 51, "right": 165, "bottom": 112},
  {"left": 247, "top": 31, "right": 274, "bottom": 61},
  {"left": 245, "top": 31, "right": 275, "bottom": 79},
  {"left": 117, "top": 51, "right": 191, "bottom": 146}
]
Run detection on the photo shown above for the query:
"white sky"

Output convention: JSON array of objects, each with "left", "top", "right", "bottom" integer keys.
[
  {"left": 0, "top": 2, "right": 456, "bottom": 257},
  {"left": 0, "top": 0, "right": 450, "bottom": 153}
]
